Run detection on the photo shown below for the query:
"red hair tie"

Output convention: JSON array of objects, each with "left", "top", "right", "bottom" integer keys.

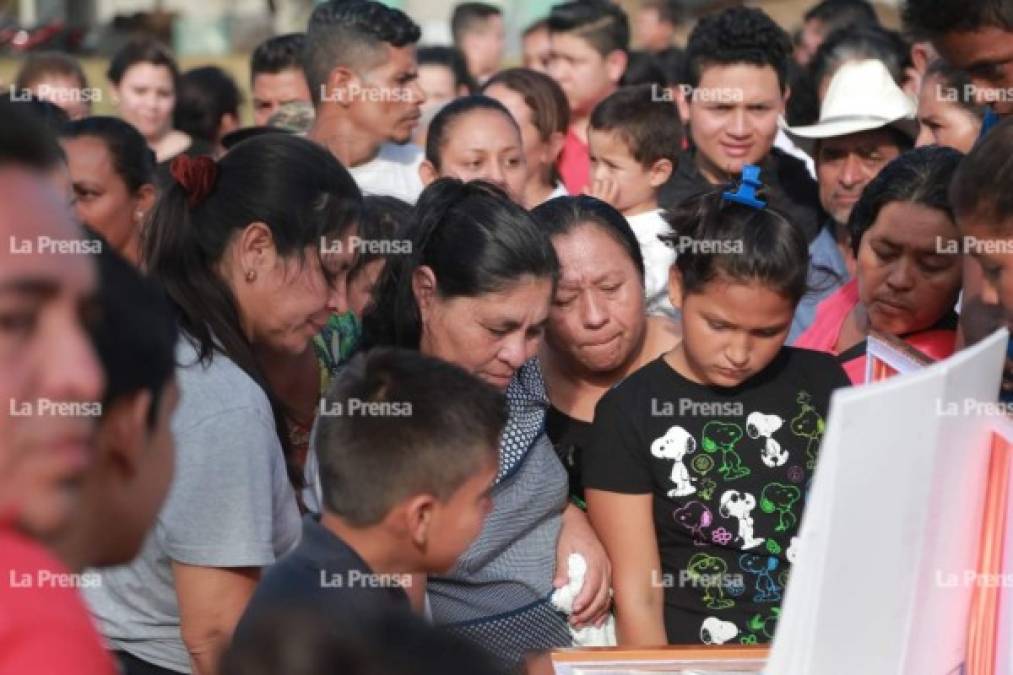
[{"left": 170, "top": 154, "right": 218, "bottom": 208}]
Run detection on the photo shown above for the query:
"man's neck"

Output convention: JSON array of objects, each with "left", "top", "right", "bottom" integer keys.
[
  {"left": 308, "top": 107, "right": 383, "bottom": 168},
  {"left": 569, "top": 113, "right": 591, "bottom": 144},
  {"left": 320, "top": 510, "right": 415, "bottom": 576}
]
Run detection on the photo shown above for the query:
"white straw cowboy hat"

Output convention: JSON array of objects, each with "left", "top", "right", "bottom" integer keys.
[{"left": 781, "top": 59, "right": 918, "bottom": 153}]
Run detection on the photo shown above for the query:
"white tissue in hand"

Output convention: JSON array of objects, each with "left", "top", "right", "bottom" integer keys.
[{"left": 551, "top": 553, "right": 617, "bottom": 647}]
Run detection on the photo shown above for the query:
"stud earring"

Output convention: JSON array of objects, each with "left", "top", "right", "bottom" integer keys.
[{"left": 245, "top": 269, "right": 256, "bottom": 282}]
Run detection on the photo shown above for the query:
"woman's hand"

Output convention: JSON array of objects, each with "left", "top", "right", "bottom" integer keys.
[{"left": 555, "top": 503, "right": 612, "bottom": 628}]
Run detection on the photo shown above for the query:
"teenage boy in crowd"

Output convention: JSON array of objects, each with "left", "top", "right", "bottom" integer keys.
[
  {"left": 48, "top": 244, "right": 180, "bottom": 572},
  {"left": 451, "top": 3, "right": 505, "bottom": 86},
  {"left": 305, "top": 0, "right": 428, "bottom": 203},
  {"left": 548, "top": 0, "right": 629, "bottom": 195},
  {"left": 0, "top": 100, "right": 114, "bottom": 675},
  {"left": 586, "top": 85, "right": 682, "bottom": 318},
  {"left": 904, "top": 0, "right": 1013, "bottom": 117},
  {"left": 235, "top": 348, "right": 505, "bottom": 636},
  {"left": 783, "top": 58, "right": 916, "bottom": 339},
  {"left": 250, "top": 33, "right": 313, "bottom": 127},
  {"left": 13, "top": 51, "right": 93, "bottom": 120}
]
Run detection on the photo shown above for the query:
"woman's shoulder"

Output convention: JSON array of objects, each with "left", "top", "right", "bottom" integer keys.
[
  {"left": 795, "top": 279, "right": 860, "bottom": 352},
  {"left": 173, "top": 335, "right": 274, "bottom": 426}
]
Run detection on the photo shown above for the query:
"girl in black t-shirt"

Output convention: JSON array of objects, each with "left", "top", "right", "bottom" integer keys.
[{"left": 584, "top": 176, "right": 850, "bottom": 647}]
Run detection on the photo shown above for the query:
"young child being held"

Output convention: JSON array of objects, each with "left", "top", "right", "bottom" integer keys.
[
  {"left": 235, "top": 348, "right": 505, "bottom": 637},
  {"left": 586, "top": 84, "right": 682, "bottom": 318},
  {"left": 583, "top": 171, "right": 850, "bottom": 646}
]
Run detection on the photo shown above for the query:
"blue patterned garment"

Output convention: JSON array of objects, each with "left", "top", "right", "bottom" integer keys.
[{"left": 427, "top": 358, "right": 573, "bottom": 668}]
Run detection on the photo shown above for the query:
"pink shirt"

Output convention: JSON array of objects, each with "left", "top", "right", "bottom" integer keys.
[{"left": 558, "top": 129, "right": 589, "bottom": 196}]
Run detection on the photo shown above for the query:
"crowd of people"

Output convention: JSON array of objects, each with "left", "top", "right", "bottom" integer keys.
[{"left": 2, "top": 0, "right": 1013, "bottom": 673}]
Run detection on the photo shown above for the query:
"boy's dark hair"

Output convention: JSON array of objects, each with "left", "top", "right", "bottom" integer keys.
[
  {"left": 804, "top": 0, "right": 880, "bottom": 32},
  {"left": 621, "top": 51, "right": 668, "bottom": 89},
  {"left": 547, "top": 0, "right": 630, "bottom": 57},
  {"left": 424, "top": 95, "right": 519, "bottom": 170},
  {"left": 14, "top": 51, "right": 89, "bottom": 91},
  {"left": 351, "top": 196, "right": 412, "bottom": 281},
  {"left": 0, "top": 94, "right": 70, "bottom": 137},
  {"left": 641, "top": 0, "right": 682, "bottom": 25},
  {"left": 925, "top": 60, "right": 988, "bottom": 120},
  {"left": 91, "top": 236, "right": 178, "bottom": 429},
  {"left": 662, "top": 188, "right": 809, "bottom": 305},
  {"left": 417, "top": 45, "right": 476, "bottom": 95},
  {"left": 250, "top": 33, "right": 306, "bottom": 81},
  {"left": 590, "top": 84, "right": 682, "bottom": 167},
  {"left": 0, "top": 99, "right": 65, "bottom": 170},
  {"left": 849, "top": 145, "right": 963, "bottom": 257},
  {"left": 682, "top": 7, "right": 793, "bottom": 93},
  {"left": 304, "top": 0, "right": 421, "bottom": 106},
  {"left": 451, "top": 2, "right": 502, "bottom": 44},
  {"left": 902, "top": 0, "right": 1013, "bottom": 40},
  {"left": 810, "top": 25, "right": 911, "bottom": 92},
  {"left": 654, "top": 46, "right": 686, "bottom": 87},
  {"left": 107, "top": 38, "right": 179, "bottom": 86},
  {"left": 531, "top": 195, "right": 646, "bottom": 283},
  {"left": 315, "top": 348, "right": 506, "bottom": 526},
  {"left": 60, "top": 116, "right": 156, "bottom": 193},
  {"left": 173, "top": 66, "right": 242, "bottom": 144},
  {"left": 951, "top": 116, "right": 1013, "bottom": 229}
]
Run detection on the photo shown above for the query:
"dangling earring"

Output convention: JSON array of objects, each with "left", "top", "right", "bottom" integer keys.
[{"left": 245, "top": 269, "right": 256, "bottom": 282}]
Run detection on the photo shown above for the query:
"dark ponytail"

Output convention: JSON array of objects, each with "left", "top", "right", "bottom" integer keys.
[
  {"left": 362, "top": 178, "right": 559, "bottom": 349},
  {"left": 142, "top": 133, "right": 361, "bottom": 486}
]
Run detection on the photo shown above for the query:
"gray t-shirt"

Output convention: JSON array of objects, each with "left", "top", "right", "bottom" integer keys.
[{"left": 85, "top": 335, "right": 301, "bottom": 673}]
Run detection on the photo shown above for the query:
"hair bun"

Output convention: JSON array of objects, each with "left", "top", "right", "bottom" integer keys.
[{"left": 170, "top": 154, "right": 218, "bottom": 208}]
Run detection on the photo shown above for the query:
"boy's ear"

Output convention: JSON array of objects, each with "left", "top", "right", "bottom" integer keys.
[
  {"left": 675, "top": 84, "right": 691, "bottom": 124},
  {"left": 419, "top": 159, "right": 438, "bottom": 187},
  {"left": 545, "top": 130, "right": 566, "bottom": 166},
  {"left": 604, "top": 49, "right": 628, "bottom": 85},
  {"left": 403, "top": 493, "right": 438, "bottom": 548},
  {"left": 667, "top": 264, "right": 685, "bottom": 311},
  {"left": 103, "top": 391, "right": 153, "bottom": 480},
  {"left": 648, "top": 157, "right": 674, "bottom": 188}
]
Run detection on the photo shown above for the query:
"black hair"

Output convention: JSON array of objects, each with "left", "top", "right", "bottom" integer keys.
[
  {"left": 661, "top": 188, "right": 809, "bottom": 305},
  {"left": 362, "top": 178, "right": 559, "bottom": 349},
  {"left": 0, "top": 93, "right": 70, "bottom": 136},
  {"left": 848, "top": 145, "right": 964, "bottom": 257},
  {"left": 0, "top": 98, "right": 65, "bottom": 170},
  {"left": 903, "top": 0, "right": 1013, "bottom": 40},
  {"left": 14, "top": 51, "right": 89, "bottom": 92},
  {"left": 951, "top": 116, "right": 1013, "bottom": 228},
  {"left": 682, "top": 7, "right": 793, "bottom": 93},
  {"left": 547, "top": 0, "right": 630, "bottom": 57},
  {"left": 424, "top": 95, "right": 519, "bottom": 171},
  {"left": 923, "top": 59, "right": 989, "bottom": 120},
  {"left": 785, "top": 60, "right": 821, "bottom": 126},
  {"left": 141, "top": 133, "right": 362, "bottom": 485},
  {"left": 640, "top": 0, "right": 683, "bottom": 25},
  {"left": 173, "top": 66, "right": 242, "bottom": 144},
  {"left": 60, "top": 116, "right": 156, "bottom": 193},
  {"left": 351, "top": 196, "right": 413, "bottom": 280},
  {"left": 654, "top": 46, "right": 686, "bottom": 87},
  {"left": 222, "top": 608, "right": 509, "bottom": 675},
  {"left": 522, "top": 17, "right": 549, "bottom": 39},
  {"left": 250, "top": 33, "right": 306, "bottom": 81},
  {"left": 451, "top": 2, "right": 502, "bottom": 45},
  {"left": 304, "top": 0, "right": 421, "bottom": 106},
  {"left": 621, "top": 51, "right": 668, "bottom": 89},
  {"left": 417, "top": 45, "right": 476, "bottom": 94},
  {"left": 810, "top": 25, "right": 911, "bottom": 94},
  {"left": 107, "top": 38, "right": 179, "bottom": 87},
  {"left": 316, "top": 348, "right": 505, "bottom": 525},
  {"left": 804, "top": 0, "right": 880, "bottom": 32},
  {"left": 590, "top": 84, "right": 682, "bottom": 167},
  {"left": 531, "top": 195, "right": 646, "bottom": 283},
  {"left": 91, "top": 235, "right": 178, "bottom": 429},
  {"left": 482, "top": 68, "right": 569, "bottom": 185}
]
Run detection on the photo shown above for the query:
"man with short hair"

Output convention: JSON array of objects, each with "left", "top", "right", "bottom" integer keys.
[
  {"left": 635, "top": 0, "right": 681, "bottom": 53},
  {"left": 795, "top": 0, "right": 880, "bottom": 66},
  {"left": 0, "top": 100, "right": 114, "bottom": 675},
  {"left": 250, "top": 33, "right": 313, "bottom": 127},
  {"left": 451, "top": 2, "right": 505, "bottom": 85},
  {"left": 903, "top": 0, "right": 1013, "bottom": 117},
  {"left": 305, "top": 0, "right": 427, "bottom": 203},
  {"left": 783, "top": 59, "right": 917, "bottom": 340},
  {"left": 547, "top": 0, "right": 630, "bottom": 194}
]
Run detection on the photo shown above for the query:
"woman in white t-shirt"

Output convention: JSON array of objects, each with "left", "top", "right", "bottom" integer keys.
[{"left": 86, "top": 135, "right": 362, "bottom": 675}]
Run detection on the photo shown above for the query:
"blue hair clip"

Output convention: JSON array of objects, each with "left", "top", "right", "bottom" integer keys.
[
  {"left": 980, "top": 107, "right": 1000, "bottom": 140},
  {"left": 722, "top": 164, "right": 767, "bottom": 209}
]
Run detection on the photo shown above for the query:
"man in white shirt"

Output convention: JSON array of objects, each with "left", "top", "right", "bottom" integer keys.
[{"left": 305, "top": 1, "right": 428, "bottom": 203}]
